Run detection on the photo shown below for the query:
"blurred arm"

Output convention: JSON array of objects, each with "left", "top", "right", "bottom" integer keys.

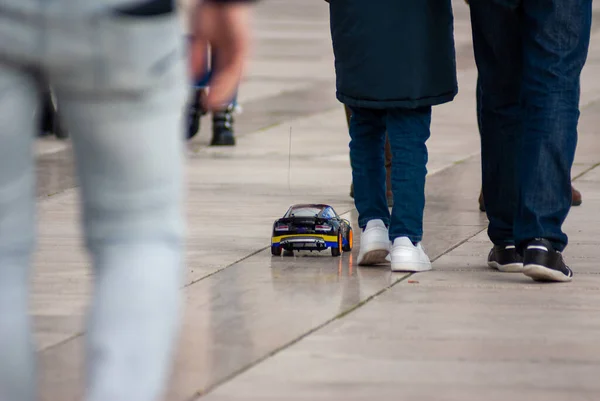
[{"left": 190, "top": 1, "right": 254, "bottom": 110}]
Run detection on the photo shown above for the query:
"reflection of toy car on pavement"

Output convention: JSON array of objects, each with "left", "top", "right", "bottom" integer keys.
[{"left": 271, "top": 204, "right": 353, "bottom": 257}]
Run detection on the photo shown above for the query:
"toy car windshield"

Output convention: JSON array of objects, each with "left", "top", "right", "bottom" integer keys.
[{"left": 286, "top": 206, "right": 325, "bottom": 218}]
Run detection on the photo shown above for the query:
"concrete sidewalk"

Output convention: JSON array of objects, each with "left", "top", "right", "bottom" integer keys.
[
  {"left": 200, "top": 101, "right": 600, "bottom": 401},
  {"left": 30, "top": 1, "right": 600, "bottom": 400}
]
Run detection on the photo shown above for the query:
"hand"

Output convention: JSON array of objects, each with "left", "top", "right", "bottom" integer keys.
[{"left": 190, "top": 2, "right": 251, "bottom": 111}]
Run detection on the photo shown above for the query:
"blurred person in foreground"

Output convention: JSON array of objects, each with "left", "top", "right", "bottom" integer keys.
[
  {"left": 468, "top": 0, "right": 591, "bottom": 282},
  {"left": 0, "top": 1, "right": 252, "bottom": 401},
  {"left": 328, "top": 0, "right": 457, "bottom": 271}
]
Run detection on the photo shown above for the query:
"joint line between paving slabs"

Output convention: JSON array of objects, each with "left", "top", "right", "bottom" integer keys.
[
  {"left": 190, "top": 225, "right": 488, "bottom": 400},
  {"left": 189, "top": 272, "right": 414, "bottom": 401},
  {"left": 186, "top": 149, "right": 598, "bottom": 397},
  {"left": 572, "top": 161, "right": 600, "bottom": 181}
]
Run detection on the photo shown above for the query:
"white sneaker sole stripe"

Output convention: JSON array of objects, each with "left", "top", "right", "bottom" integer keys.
[
  {"left": 391, "top": 261, "right": 432, "bottom": 272},
  {"left": 523, "top": 264, "right": 572, "bottom": 282}
]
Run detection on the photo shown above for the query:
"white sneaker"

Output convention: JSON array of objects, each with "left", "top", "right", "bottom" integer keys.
[
  {"left": 357, "top": 219, "right": 391, "bottom": 266},
  {"left": 391, "top": 237, "right": 432, "bottom": 272}
]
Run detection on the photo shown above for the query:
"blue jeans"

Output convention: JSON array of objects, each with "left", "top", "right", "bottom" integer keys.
[
  {"left": 0, "top": 3, "right": 186, "bottom": 401},
  {"left": 470, "top": 0, "right": 592, "bottom": 252},
  {"left": 349, "top": 106, "right": 431, "bottom": 244}
]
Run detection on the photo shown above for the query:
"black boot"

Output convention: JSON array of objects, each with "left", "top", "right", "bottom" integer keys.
[
  {"left": 187, "top": 90, "right": 203, "bottom": 140},
  {"left": 39, "top": 90, "right": 54, "bottom": 137},
  {"left": 39, "top": 91, "right": 69, "bottom": 139},
  {"left": 210, "top": 104, "right": 236, "bottom": 146}
]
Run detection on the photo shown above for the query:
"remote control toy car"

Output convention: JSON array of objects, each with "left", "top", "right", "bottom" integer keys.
[{"left": 271, "top": 204, "right": 353, "bottom": 257}]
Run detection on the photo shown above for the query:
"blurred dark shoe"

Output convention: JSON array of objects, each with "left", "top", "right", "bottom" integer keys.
[
  {"left": 479, "top": 185, "right": 582, "bottom": 212},
  {"left": 210, "top": 129, "right": 236, "bottom": 146},
  {"left": 210, "top": 105, "right": 236, "bottom": 146},
  {"left": 187, "top": 92, "right": 203, "bottom": 140}
]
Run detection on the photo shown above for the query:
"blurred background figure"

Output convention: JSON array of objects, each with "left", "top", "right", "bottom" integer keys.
[{"left": 187, "top": 54, "right": 240, "bottom": 146}]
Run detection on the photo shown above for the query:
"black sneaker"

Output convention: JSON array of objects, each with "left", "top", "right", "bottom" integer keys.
[
  {"left": 187, "top": 90, "right": 204, "bottom": 140},
  {"left": 210, "top": 105, "right": 236, "bottom": 146},
  {"left": 522, "top": 238, "right": 573, "bottom": 282},
  {"left": 487, "top": 245, "right": 523, "bottom": 272}
]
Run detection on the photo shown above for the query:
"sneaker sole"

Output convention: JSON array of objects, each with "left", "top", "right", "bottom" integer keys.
[
  {"left": 523, "top": 264, "right": 572, "bottom": 283},
  {"left": 391, "top": 261, "right": 432, "bottom": 273},
  {"left": 358, "top": 249, "right": 390, "bottom": 266},
  {"left": 488, "top": 261, "right": 524, "bottom": 273}
]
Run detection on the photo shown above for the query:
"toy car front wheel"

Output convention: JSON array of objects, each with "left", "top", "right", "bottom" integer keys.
[
  {"left": 271, "top": 245, "right": 282, "bottom": 256},
  {"left": 331, "top": 232, "right": 342, "bottom": 257},
  {"left": 342, "top": 227, "right": 353, "bottom": 252}
]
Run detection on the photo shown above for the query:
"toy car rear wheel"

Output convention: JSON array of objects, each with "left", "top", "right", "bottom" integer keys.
[
  {"left": 342, "top": 227, "right": 353, "bottom": 252},
  {"left": 271, "top": 245, "right": 282, "bottom": 256},
  {"left": 331, "top": 232, "right": 342, "bottom": 257}
]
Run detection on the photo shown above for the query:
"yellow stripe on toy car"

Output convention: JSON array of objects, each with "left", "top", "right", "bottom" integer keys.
[{"left": 272, "top": 234, "right": 338, "bottom": 244}]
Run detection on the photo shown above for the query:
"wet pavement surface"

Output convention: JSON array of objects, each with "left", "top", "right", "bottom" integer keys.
[{"left": 31, "top": 1, "right": 600, "bottom": 400}]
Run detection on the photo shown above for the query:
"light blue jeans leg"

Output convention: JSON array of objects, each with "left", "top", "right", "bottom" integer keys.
[
  {"left": 50, "top": 13, "right": 188, "bottom": 401},
  {"left": 0, "top": 3, "right": 189, "bottom": 400},
  {"left": 60, "top": 86, "right": 186, "bottom": 401},
  {"left": 0, "top": 65, "right": 39, "bottom": 401}
]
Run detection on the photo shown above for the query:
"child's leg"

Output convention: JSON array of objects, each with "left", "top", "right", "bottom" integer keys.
[
  {"left": 349, "top": 107, "right": 389, "bottom": 228},
  {"left": 386, "top": 106, "right": 432, "bottom": 243},
  {"left": 384, "top": 134, "right": 393, "bottom": 204}
]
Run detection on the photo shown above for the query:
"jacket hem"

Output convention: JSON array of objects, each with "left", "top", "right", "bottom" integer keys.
[{"left": 336, "top": 89, "right": 458, "bottom": 109}]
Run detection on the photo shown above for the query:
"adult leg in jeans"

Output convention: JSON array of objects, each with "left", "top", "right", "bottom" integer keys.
[
  {"left": 516, "top": 0, "right": 592, "bottom": 251},
  {"left": 475, "top": 72, "right": 584, "bottom": 213},
  {"left": 470, "top": 0, "right": 522, "bottom": 246},
  {"left": 386, "top": 107, "right": 431, "bottom": 244},
  {"left": 0, "top": 64, "right": 39, "bottom": 401},
  {"left": 349, "top": 107, "right": 389, "bottom": 228},
  {"left": 49, "top": 10, "right": 187, "bottom": 401},
  {"left": 57, "top": 85, "right": 185, "bottom": 401}
]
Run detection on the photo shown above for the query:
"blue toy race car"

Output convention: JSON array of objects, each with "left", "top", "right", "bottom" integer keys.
[{"left": 271, "top": 204, "right": 353, "bottom": 257}]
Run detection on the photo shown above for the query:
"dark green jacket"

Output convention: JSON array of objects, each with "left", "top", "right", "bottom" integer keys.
[{"left": 329, "top": 0, "right": 458, "bottom": 109}]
